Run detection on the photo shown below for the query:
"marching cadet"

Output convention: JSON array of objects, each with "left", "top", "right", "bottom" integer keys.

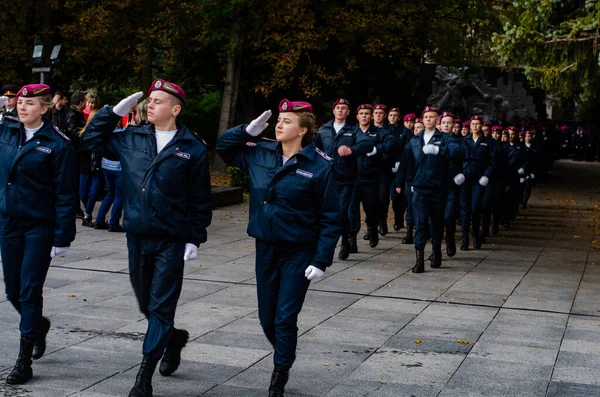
[
  {"left": 522, "top": 130, "right": 538, "bottom": 209},
  {"left": 508, "top": 127, "right": 527, "bottom": 221},
  {"left": 396, "top": 114, "right": 419, "bottom": 244},
  {"left": 216, "top": 100, "right": 341, "bottom": 397},
  {"left": 482, "top": 121, "right": 492, "bottom": 137},
  {"left": 439, "top": 111, "right": 466, "bottom": 257},
  {"left": 459, "top": 115, "right": 497, "bottom": 250},
  {"left": 0, "top": 85, "right": 78, "bottom": 384},
  {"left": 350, "top": 104, "right": 384, "bottom": 248},
  {"left": 452, "top": 118, "right": 461, "bottom": 135},
  {"left": 316, "top": 98, "right": 373, "bottom": 260},
  {"left": 398, "top": 106, "right": 459, "bottom": 272},
  {"left": 460, "top": 121, "right": 470, "bottom": 137},
  {"left": 84, "top": 80, "right": 212, "bottom": 397},
  {"left": 387, "top": 108, "right": 407, "bottom": 231},
  {"left": 0, "top": 84, "right": 19, "bottom": 121}
]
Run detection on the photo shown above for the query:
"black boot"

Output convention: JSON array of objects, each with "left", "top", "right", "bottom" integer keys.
[
  {"left": 460, "top": 233, "right": 469, "bottom": 251},
  {"left": 338, "top": 235, "right": 350, "bottom": 260},
  {"left": 368, "top": 227, "right": 379, "bottom": 248},
  {"left": 402, "top": 225, "right": 414, "bottom": 244},
  {"left": 349, "top": 233, "right": 358, "bottom": 254},
  {"left": 491, "top": 221, "right": 499, "bottom": 236},
  {"left": 32, "top": 317, "right": 50, "bottom": 360},
  {"left": 159, "top": 328, "right": 189, "bottom": 376},
  {"left": 363, "top": 229, "right": 370, "bottom": 240},
  {"left": 129, "top": 355, "right": 159, "bottom": 397},
  {"left": 480, "top": 230, "right": 487, "bottom": 244},
  {"left": 446, "top": 235, "right": 456, "bottom": 257},
  {"left": 473, "top": 231, "right": 482, "bottom": 249},
  {"left": 268, "top": 364, "right": 290, "bottom": 397},
  {"left": 393, "top": 216, "right": 404, "bottom": 231},
  {"left": 6, "top": 338, "right": 34, "bottom": 385},
  {"left": 378, "top": 222, "right": 388, "bottom": 236},
  {"left": 431, "top": 243, "right": 442, "bottom": 268},
  {"left": 412, "top": 249, "right": 424, "bottom": 273}
]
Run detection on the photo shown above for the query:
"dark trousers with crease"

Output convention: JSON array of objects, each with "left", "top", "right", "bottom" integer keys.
[
  {"left": 378, "top": 171, "right": 394, "bottom": 224},
  {"left": 444, "top": 187, "right": 460, "bottom": 240},
  {"left": 127, "top": 234, "right": 186, "bottom": 359},
  {"left": 255, "top": 240, "right": 313, "bottom": 367},
  {"left": 350, "top": 178, "right": 379, "bottom": 234},
  {"left": 336, "top": 182, "right": 354, "bottom": 238},
  {"left": 412, "top": 188, "right": 447, "bottom": 250},
  {"left": 0, "top": 216, "right": 53, "bottom": 340},
  {"left": 460, "top": 181, "right": 486, "bottom": 238}
]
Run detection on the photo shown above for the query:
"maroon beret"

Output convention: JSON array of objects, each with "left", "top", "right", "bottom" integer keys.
[
  {"left": 149, "top": 79, "right": 185, "bottom": 103},
  {"left": 374, "top": 104, "right": 387, "bottom": 111},
  {"left": 415, "top": 118, "right": 424, "bottom": 124},
  {"left": 17, "top": 84, "right": 51, "bottom": 98},
  {"left": 484, "top": 121, "right": 492, "bottom": 126},
  {"left": 332, "top": 98, "right": 350, "bottom": 110},
  {"left": 279, "top": 99, "right": 312, "bottom": 113},
  {"left": 440, "top": 111, "right": 455, "bottom": 119},
  {"left": 356, "top": 104, "right": 373, "bottom": 113},
  {"left": 421, "top": 105, "right": 438, "bottom": 115},
  {"left": 491, "top": 125, "right": 502, "bottom": 132},
  {"left": 389, "top": 107, "right": 400, "bottom": 113},
  {"left": 455, "top": 118, "right": 461, "bottom": 124},
  {"left": 462, "top": 122, "right": 470, "bottom": 127},
  {"left": 403, "top": 113, "right": 416, "bottom": 121},
  {"left": 470, "top": 115, "right": 483, "bottom": 122}
]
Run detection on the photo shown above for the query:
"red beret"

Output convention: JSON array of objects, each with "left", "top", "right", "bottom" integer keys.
[
  {"left": 17, "top": 84, "right": 51, "bottom": 98},
  {"left": 415, "top": 118, "right": 424, "bottom": 124},
  {"left": 356, "top": 104, "right": 373, "bottom": 113},
  {"left": 149, "top": 79, "right": 185, "bottom": 103},
  {"left": 491, "top": 126, "right": 502, "bottom": 132},
  {"left": 470, "top": 115, "right": 483, "bottom": 122},
  {"left": 421, "top": 105, "right": 438, "bottom": 115},
  {"left": 279, "top": 99, "right": 312, "bottom": 113},
  {"left": 520, "top": 131, "right": 527, "bottom": 135},
  {"left": 454, "top": 118, "right": 461, "bottom": 124},
  {"left": 403, "top": 113, "right": 416, "bottom": 121},
  {"left": 332, "top": 98, "right": 350, "bottom": 110},
  {"left": 462, "top": 122, "right": 470, "bottom": 127},
  {"left": 374, "top": 104, "right": 387, "bottom": 111},
  {"left": 440, "top": 111, "right": 455, "bottom": 119},
  {"left": 484, "top": 121, "right": 492, "bottom": 126},
  {"left": 389, "top": 107, "right": 400, "bottom": 113},
  {"left": 507, "top": 126, "right": 517, "bottom": 131},
  {"left": 560, "top": 125, "right": 568, "bottom": 131}
]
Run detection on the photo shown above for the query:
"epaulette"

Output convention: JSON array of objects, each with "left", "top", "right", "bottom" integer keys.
[
  {"left": 191, "top": 131, "right": 207, "bottom": 146},
  {"left": 3, "top": 115, "right": 19, "bottom": 123},
  {"left": 261, "top": 137, "right": 276, "bottom": 142},
  {"left": 53, "top": 125, "right": 70, "bottom": 141},
  {"left": 315, "top": 147, "right": 333, "bottom": 161}
]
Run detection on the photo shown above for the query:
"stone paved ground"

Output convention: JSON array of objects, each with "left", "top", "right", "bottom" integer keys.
[{"left": 2, "top": 159, "right": 600, "bottom": 397}]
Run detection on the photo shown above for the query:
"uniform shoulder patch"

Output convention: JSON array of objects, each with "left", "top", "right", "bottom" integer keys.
[
  {"left": 3, "top": 115, "right": 19, "bottom": 123},
  {"left": 261, "top": 137, "right": 276, "bottom": 142},
  {"left": 191, "top": 131, "right": 207, "bottom": 146},
  {"left": 53, "top": 125, "right": 70, "bottom": 141},
  {"left": 315, "top": 147, "right": 333, "bottom": 161}
]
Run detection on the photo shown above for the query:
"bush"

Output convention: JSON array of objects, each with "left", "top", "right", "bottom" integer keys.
[{"left": 226, "top": 166, "right": 249, "bottom": 191}]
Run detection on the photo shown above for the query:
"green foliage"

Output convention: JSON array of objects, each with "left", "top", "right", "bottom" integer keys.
[
  {"left": 226, "top": 166, "right": 249, "bottom": 191},
  {"left": 179, "top": 90, "right": 222, "bottom": 146}
]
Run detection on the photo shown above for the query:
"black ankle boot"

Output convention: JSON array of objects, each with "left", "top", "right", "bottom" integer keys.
[
  {"left": 129, "top": 355, "right": 159, "bottom": 397},
  {"left": 378, "top": 222, "right": 388, "bottom": 236},
  {"left": 363, "top": 229, "right": 370, "bottom": 240},
  {"left": 268, "top": 364, "right": 290, "bottom": 397},
  {"left": 402, "top": 225, "right": 414, "bottom": 244},
  {"left": 412, "top": 249, "right": 425, "bottom": 273},
  {"left": 473, "top": 232, "right": 482, "bottom": 249},
  {"left": 368, "top": 227, "right": 379, "bottom": 248},
  {"left": 349, "top": 233, "right": 358, "bottom": 254},
  {"left": 446, "top": 235, "right": 456, "bottom": 257},
  {"left": 159, "top": 328, "right": 189, "bottom": 376},
  {"left": 32, "top": 317, "right": 50, "bottom": 360},
  {"left": 431, "top": 243, "right": 442, "bottom": 268},
  {"left": 460, "top": 233, "right": 469, "bottom": 251},
  {"left": 6, "top": 338, "right": 34, "bottom": 385},
  {"left": 338, "top": 235, "right": 350, "bottom": 260}
]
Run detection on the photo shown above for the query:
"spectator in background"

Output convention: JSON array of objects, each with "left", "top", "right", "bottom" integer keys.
[
  {"left": 83, "top": 90, "right": 100, "bottom": 122},
  {"left": 64, "top": 91, "right": 86, "bottom": 144},
  {"left": 78, "top": 109, "right": 104, "bottom": 227},
  {"left": 51, "top": 91, "right": 69, "bottom": 131}
]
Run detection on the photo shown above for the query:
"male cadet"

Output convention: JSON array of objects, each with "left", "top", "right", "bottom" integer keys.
[
  {"left": 460, "top": 115, "right": 497, "bottom": 250},
  {"left": 0, "top": 85, "right": 19, "bottom": 121},
  {"left": 84, "top": 79, "right": 212, "bottom": 397},
  {"left": 349, "top": 104, "right": 381, "bottom": 248},
  {"left": 439, "top": 111, "right": 466, "bottom": 257},
  {"left": 316, "top": 98, "right": 373, "bottom": 260},
  {"left": 482, "top": 121, "right": 492, "bottom": 137},
  {"left": 508, "top": 126, "right": 527, "bottom": 221},
  {"left": 400, "top": 106, "right": 459, "bottom": 273},
  {"left": 452, "top": 119, "right": 461, "bottom": 135},
  {"left": 414, "top": 118, "right": 425, "bottom": 134},
  {"left": 372, "top": 104, "right": 398, "bottom": 236},
  {"left": 387, "top": 108, "right": 407, "bottom": 231},
  {"left": 460, "top": 122, "right": 470, "bottom": 137}
]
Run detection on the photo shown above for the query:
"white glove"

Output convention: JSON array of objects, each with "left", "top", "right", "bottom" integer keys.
[
  {"left": 246, "top": 110, "right": 272, "bottom": 136},
  {"left": 366, "top": 146, "right": 378, "bottom": 157},
  {"left": 51, "top": 247, "right": 70, "bottom": 258},
  {"left": 530, "top": 173, "right": 535, "bottom": 179},
  {"left": 392, "top": 161, "right": 400, "bottom": 173},
  {"left": 113, "top": 92, "right": 143, "bottom": 117},
  {"left": 454, "top": 173, "right": 466, "bottom": 186},
  {"left": 183, "top": 243, "right": 198, "bottom": 261},
  {"left": 0, "top": 96, "right": 7, "bottom": 109},
  {"left": 479, "top": 176, "right": 489, "bottom": 186},
  {"left": 304, "top": 265, "right": 324, "bottom": 281},
  {"left": 518, "top": 168, "right": 525, "bottom": 175},
  {"left": 519, "top": 178, "right": 525, "bottom": 184},
  {"left": 422, "top": 144, "right": 439, "bottom": 155}
]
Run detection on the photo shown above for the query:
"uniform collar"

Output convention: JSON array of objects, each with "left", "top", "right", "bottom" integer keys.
[
  {"left": 136, "top": 121, "right": 194, "bottom": 141},
  {"left": 275, "top": 142, "right": 316, "bottom": 161}
]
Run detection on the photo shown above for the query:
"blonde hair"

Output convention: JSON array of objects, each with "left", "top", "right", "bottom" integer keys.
[
  {"left": 136, "top": 100, "right": 148, "bottom": 124},
  {"left": 80, "top": 109, "right": 99, "bottom": 136},
  {"left": 85, "top": 90, "right": 100, "bottom": 109}
]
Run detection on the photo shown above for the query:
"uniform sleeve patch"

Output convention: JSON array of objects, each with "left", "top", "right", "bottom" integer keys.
[
  {"left": 246, "top": 142, "right": 257, "bottom": 147},
  {"left": 53, "top": 126, "right": 70, "bottom": 141},
  {"left": 315, "top": 147, "right": 333, "bottom": 161}
]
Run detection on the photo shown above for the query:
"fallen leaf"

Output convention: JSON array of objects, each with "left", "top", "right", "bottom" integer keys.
[
  {"left": 413, "top": 340, "right": 422, "bottom": 344},
  {"left": 457, "top": 339, "right": 472, "bottom": 345},
  {"left": 464, "top": 297, "right": 478, "bottom": 301},
  {"left": 67, "top": 294, "right": 77, "bottom": 298},
  {"left": 573, "top": 235, "right": 581, "bottom": 239},
  {"left": 352, "top": 278, "right": 363, "bottom": 281}
]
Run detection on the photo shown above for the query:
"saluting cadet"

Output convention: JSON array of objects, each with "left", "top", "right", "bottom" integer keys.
[
  {"left": 350, "top": 104, "right": 382, "bottom": 248},
  {"left": 400, "top": 106, "right": 459, "bottom": 272},
  {"left": 439, "top": 111, "right": 466, "bottom": 257},
  {"left": 0, "top": 85, "right": 19, "bottom": 122},
  {"left": 84, "top": 80, "right": 212, "bottom": 397},
  {"left": 0, "top": 84, "right": 78, "bottom": 385},
  {"left": 216, "top": 100, "right": 341, "bottom": 397},
  {"left": 459, "top": 115, "right": 497, "bottom": 250},
  {"left": 316, "top": 98, "right": 373, "bottom": 260}
]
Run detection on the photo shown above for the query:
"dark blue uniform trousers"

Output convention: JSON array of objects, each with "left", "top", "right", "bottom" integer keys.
[
  {"left": 481, "top": 180, "right": 499, "bottom": 234},
  {"left": 255, "top": 240, "right": 312, "bottom": 367},
  {"left": 391, "top": 181, "right": 406, "bottom": 227},
  {"left": 444, "top": 187, "right": 460, "bottom": 239},
  {"left": 404, "top": 184, "right": 414, "bottom": 227},
  {"left": 460, "top": 181, "right": 486, "bottom": 237},
  {"left": 127, "top": 234, "right": 185, "bottom": 359},
  {"left": 336, "top": 183, "right": 354, "bottom": 238},
  {"left": 350, "top": 178, "right": 379, "bottom": 234},
  {"left": 0, "top": 216, "right": 53, "bottom": 340},
  {"left": 378, "top": 171, "right": 394, "bottom": 224},
  {"left": 412, "top": 188, "right": 447, "bottom": 250}
]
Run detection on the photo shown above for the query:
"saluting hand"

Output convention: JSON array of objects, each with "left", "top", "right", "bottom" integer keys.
[
  {"left": 113, "top": 92, "right": 144, "bottom": 117},
  {"left": 392, "top": 161, "right": 400, "bottom": 173},
  {"left": 0, "top": 96, "right": 7, "bottom": 109},
  {"left": 246, "top": 110, "right": 272, "bottom": 137},
  {"left": 338, "top": 145, "right": 352, "bottom": 157}
]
